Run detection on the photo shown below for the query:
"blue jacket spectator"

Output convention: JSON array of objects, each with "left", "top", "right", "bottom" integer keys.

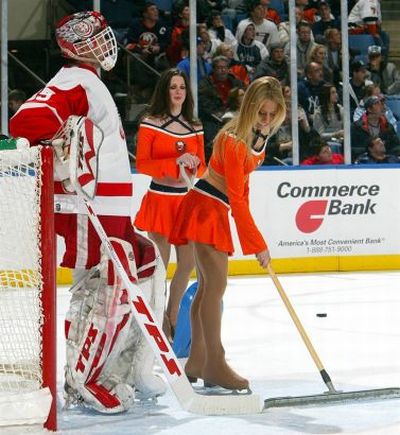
[
  {"left": 176, "top": 37, "right": 212, "bottom": 81},
  {"left": 298, "top": 62, "right": 325, "bottom": 121}
]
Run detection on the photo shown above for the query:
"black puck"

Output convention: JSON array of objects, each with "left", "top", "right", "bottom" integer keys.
[{"left": 316, "top": 313, "right": 327, "bottom": 317}]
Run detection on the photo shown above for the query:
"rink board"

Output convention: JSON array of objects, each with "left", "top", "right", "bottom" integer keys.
[{"left": 56, "top": 165, "right": 400, "bottom": 283}]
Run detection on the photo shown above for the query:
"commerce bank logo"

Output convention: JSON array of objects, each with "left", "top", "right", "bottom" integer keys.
[
  {"left": 277, "top": 182, "right": 380, "bottom": 234},
  {"left": 296, "top": 200, "right": 328, "bottom": 233}
]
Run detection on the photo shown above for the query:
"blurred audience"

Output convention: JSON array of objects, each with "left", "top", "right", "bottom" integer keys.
[
  {"left": 301, "top": 140, "right": 344, "bottom": 165},
  {"left": 207, "top": 10, "right": 237, "bottom": 46},
  {"left": 176, "top": 34, "right": 212, "bottom": 80},
  {"left": 308, "top": 44, "right": 333, "bottom": 84},
  {"left": 233, "top": 22, "right": 268, "bottom": 80},
  {"left": 298, "top": 61, "right": 325, "bottom": 121},
  {"left": 254, "top": 42, "right": 289, "bottom": 85},
  {"left": 285, "top": 21, "right": 317, "bottom": 77},
  {"left": 166, "top": 3, "right": 190, "bottom": 65},
  {"left": 351, "top": 95, "right": 400, "bottom": 161},
  {"left": 353, "top": 85, "right": 397, "bottom": 132},
  {"left": 312, "top": 84, "right": 344, "bottom": 151},
  {"left": 221, "top": 87, "right": 245, "bottom": 122},
  {"left": 324, "top": 27, "right": 342, "bottom": 85},
  {"left": 236, "top": 0, "right": 280, "bottom": 50},
  {"left": 355, "top": 136, "right": 400, "bottom": 164},
  {"left": 126, "top": 2, "right": 171, "bottom": 102},
  {"left": 312, "top": 0, "right": 341, "bottom": 39},
  {"left": 215, "top": 43, "right": 251, "bottom": 86},
  {"left": 367, "top": 45, "right": 400, "bottom": 95},
  {"left": 349, "top": 59, "right": 370, "bottom": 117},
  {"left": 198, "top": 55, "right": 244, "bottom": 160},
  {"left": 8, "top": 89, "right": 26, "bottom": 117}
]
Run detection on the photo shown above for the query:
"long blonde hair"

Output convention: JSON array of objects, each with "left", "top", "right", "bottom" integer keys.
[{"left": 214, "top": 76, "right": 286, "bottom": 155}]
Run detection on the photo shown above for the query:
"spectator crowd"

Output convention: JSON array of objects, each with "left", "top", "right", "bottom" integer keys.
[{"left": 42, "top": 0, "right": 400, "bottom": 164}]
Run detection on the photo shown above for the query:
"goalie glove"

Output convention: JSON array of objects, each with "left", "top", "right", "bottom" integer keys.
[{"left": 51, "top": 115, "right": 104, "bottom": 198}]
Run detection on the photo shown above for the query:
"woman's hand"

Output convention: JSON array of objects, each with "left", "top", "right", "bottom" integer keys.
[
  {"left": 176, "top": 153, "right": 200, "bottom": 169},
  {"left": 256, "top": 249, "right": 271, "bottom": 269}
]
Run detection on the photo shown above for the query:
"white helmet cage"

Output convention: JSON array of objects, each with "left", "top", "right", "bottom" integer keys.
[{"left": 55, "top": 11, "right": 118, "bottom": 71}]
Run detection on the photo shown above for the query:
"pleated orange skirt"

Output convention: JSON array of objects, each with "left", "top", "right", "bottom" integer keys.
[
  {"left": 134, "top": 182, "right": 188, "bottom": 238},
  {"left": 169, "top": 180, "right": 233, "bottom": 255}
]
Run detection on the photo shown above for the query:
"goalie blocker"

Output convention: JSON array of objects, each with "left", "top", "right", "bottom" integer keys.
[{"left": 52, "top": 115, "right": 167, "bottom": 413}]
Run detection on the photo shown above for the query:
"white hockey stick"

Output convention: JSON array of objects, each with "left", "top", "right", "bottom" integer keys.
[
  {"left": 179, "top": 162, "right": 195, "bottom": 189},
  {"left": 68, "top": 136, "right": 263, "bottom": 415},
  {"left": 76, "top": 198, "right": 263, "bottom": 415}
]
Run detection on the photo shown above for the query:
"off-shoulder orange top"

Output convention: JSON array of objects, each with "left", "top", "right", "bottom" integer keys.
[
  {"left": 136, "top": 119, "right": 206, "bottom": 179},
  {"left": 209, "top": 133, "right": 267, "bottom": 255}
]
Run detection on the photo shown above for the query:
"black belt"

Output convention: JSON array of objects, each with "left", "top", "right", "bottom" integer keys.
[
  {"left": 149, "top": 181, "right": 188, "bottom": 194},
  {"left": 195, "top": 179, "right": 229, "bottom": 205}
]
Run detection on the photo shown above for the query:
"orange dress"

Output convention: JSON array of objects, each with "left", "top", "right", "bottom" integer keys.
[
  {"left": 134, "top": 116, "right": 206, "bottom": 238},
  {"left": 170, "top": 133, "right": 268, "bottom": 255}
]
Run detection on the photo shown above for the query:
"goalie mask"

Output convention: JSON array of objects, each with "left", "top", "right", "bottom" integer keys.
[{"left": 55, "top": 11, "right": 117, "bottom": 71}]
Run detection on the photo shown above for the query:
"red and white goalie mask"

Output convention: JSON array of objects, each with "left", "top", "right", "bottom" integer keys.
[{"left": 55, "top": 11, "right": 118, "bottom": 71}]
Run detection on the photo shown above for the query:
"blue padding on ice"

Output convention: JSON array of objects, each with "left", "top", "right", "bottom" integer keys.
[{"left": 172, "top": 281, "right": 198, "bottom": 358}]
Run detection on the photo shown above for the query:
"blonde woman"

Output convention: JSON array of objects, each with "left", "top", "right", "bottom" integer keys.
[
  {"left": 308, "top": 44, "right": 333, "bottom": 84},
  {"left": 170, "top": 77, "right": 286, "bottom": 390}
]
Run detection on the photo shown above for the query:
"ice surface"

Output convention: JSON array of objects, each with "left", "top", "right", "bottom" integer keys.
[{"left": 3, "top": 271, "right": 400, "bottom": 434}]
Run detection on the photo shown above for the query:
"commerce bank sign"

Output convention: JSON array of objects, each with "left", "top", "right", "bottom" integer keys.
[{"left": 276, "top": 181, "right": 381, "bottom": 233}]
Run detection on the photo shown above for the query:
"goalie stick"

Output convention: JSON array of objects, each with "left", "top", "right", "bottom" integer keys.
[{"left": 68, "top": 117, "right": 263, "bottom": 415}]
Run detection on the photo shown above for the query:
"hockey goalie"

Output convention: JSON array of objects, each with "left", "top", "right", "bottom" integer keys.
[{"left": 9, "top": 11, "right": 167, "bottom": 413}]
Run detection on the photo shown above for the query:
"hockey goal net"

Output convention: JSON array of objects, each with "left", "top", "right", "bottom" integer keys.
[{"left": 0, "top": 145, "right": 56, "bottom": 430}]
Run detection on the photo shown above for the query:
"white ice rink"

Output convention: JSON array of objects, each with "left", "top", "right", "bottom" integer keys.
[{"left": 5, "top": 271, "right": 400, "bottom": 434}]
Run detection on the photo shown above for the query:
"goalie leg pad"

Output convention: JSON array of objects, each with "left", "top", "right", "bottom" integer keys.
[
  {"left": 64, "top": 244, "right": 135, "bottom": 414},
  {"left": 126, "top": 247, "right": 168, "bottom": 399}
]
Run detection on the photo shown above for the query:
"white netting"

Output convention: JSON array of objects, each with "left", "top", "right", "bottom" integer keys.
[{"left": 0, "top": 147, "right": 43, "bottom": 395}]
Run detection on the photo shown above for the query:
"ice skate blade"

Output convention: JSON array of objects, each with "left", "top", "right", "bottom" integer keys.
[
  {"left": 263, "top": 387, "right": 400, "bottom": 409},
  {"left": 195, "top": 384, "right": 253, "bottom": 396}
]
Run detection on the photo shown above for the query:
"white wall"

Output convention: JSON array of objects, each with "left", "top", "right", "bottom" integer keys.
[{"left": 57, "top": 166, "right": 400, "bottom": 269}]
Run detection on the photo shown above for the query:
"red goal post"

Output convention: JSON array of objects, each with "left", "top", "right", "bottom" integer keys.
[{"left": 0, "top": 145, "right": 56, "bottom": 430}]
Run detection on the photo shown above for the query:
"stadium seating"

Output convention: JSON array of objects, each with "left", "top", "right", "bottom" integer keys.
[
  {"left": 222, "top": 14, "right": 234, "bottom": 32},
  {"left": 153, "top": 0, "right": 173, "bottom": 12},
  {"left": 386, "top": 95, "right": 400, "bottom": 120},
  {"left": 349, "top": 34, "right": 377, "bottom": 55},
  {"left": 270, "top": 0, "right": 286, "bottom": 18}
]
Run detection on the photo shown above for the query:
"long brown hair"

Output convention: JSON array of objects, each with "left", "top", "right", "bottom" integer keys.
[
  {"left": 145, "top": 68, "right": 199, "bottom": 125},
  {"left": 214, "top": 76, "right": 286, "bottom": 154},
  {"left": 320, "top": 83, "right": 341, "bottom": 125}
]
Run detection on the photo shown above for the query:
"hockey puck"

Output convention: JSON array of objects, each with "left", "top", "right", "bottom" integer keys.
[{"left": 316, "top": 313, "right": 327, "bottom": 317}]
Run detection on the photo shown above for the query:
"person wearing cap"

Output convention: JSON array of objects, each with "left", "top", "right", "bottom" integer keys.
[
  {"left": 367, "top": 45, "right": 400, "bottom": 95},
  {"left": 312, "top": 0, "right": 340, "bottom": 39},
  {"left": 350, "top": 59, "right": 369, "bottom": 115},
  {"left": 254, "top": 42, "right": 289, "bottom": 85},
  {"left": 350, "top": 94, "right": 400, "bottom": 161},
  {"left": 176, "top": 32, "right": 212, "bottom": 81},
  {"left": 353, "top": 84, "right": 397, "bottom": 132}
]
